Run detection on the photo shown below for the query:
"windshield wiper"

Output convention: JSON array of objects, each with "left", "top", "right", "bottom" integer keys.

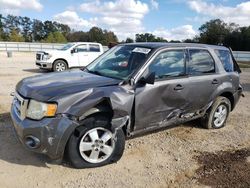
[
  {"left": 84, "top": 68, "right": 123, "bottom": 80},
  {"left": 84, "top": 68, "right": 104, "bottom": 76}
]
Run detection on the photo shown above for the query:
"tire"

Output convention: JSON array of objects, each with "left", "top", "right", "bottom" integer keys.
[
  {"left": 66, "top": 114, "right": 125, "bottom": 168},
  {"left": 53, "top": 60, "right": 68, "bottom": 72},
  {"left": 201, "top": 96, "right": 231, "bottom": 129}
]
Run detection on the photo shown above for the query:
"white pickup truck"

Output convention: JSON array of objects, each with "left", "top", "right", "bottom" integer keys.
[{"left": 36, "top": 42, "right": 104, "bottom": 72}]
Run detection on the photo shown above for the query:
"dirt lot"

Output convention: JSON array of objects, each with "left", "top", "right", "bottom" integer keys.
[{"left": 0, "top": 52, "right": 250, "bottom": 188}]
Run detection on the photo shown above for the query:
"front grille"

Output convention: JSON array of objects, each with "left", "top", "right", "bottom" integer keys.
[
  {"left": 13, "top": 92, "right": 28, "bottom": 120},
  {"left": 36, "top": 53, "right": 43, "bottom": 60}
]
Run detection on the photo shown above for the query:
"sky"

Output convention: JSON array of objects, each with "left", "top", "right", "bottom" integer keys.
[{"left": 0, "top": 0, "right": 250, "bottom": 41}]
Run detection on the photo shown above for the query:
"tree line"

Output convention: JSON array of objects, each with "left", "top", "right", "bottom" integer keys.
[
  {"left": 0, "top": 14, "right": 118, "bottom": 45},
  {"left": 126, "top": 19, "right": 250, "bottom": 51},
  {"left": 0, "top": 14, "right": 250, "bottom": 51},
  {"left": 195, "top": 19, "right": 250, "bottom": 51}
]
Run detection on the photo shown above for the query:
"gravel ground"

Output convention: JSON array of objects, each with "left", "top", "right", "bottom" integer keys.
[{"left": 0, "top": 52, "right": 250, "bottom": 188}]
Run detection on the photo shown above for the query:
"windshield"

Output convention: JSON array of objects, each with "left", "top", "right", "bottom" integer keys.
[
  {"left": 86, "top": 45, "right": 152, "bottom": 80},
  {"left": 58, "top": 43, "right": 75, "bottom": 51}
]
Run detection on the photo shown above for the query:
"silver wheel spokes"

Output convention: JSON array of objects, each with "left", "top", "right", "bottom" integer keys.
[
  {"left": 56, "top": 63, "right": 66, "bottom": 71},
  {"left": 213, "top": 104, "right": 227, "bottom": 127},
  {"left": 79, "top": 128, "right": 114, "bottom": 163}
]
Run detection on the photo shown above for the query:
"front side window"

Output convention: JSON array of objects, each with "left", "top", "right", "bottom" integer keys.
[
  {"left": 76, "top": 44, "right": 87, "bottom": 52},
  {"left": 148, "top": 50, "right": 185, "bottom": 79},
  {"left": 214, "top": 49, "right": 234, "bottom": 72},
  {"left": 89, "top": 44, "right": 101, "bottom": 52},
  {"left": 188, "top": 49, "right": 215, "bottom": 75},
  {"left": 86, "top": 45, "right": 151, "bottom": 80},
  {"left": 58, "top": 43, "right": 75, "bottom": 51}
]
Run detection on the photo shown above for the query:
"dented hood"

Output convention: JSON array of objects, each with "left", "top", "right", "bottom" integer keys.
[{"left": 16, "top": 70, "right": 121, "bottom": 101}]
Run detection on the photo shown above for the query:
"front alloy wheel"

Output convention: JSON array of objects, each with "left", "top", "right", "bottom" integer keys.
[
  {"left": 66, "top": 115, "right": 125, "bottom": 168},
  {"left": 53, "top": 60, "right": 67, "bottom": 72},
  {"left": 79, "top": 127, "right": 115, "bottom": 164}
]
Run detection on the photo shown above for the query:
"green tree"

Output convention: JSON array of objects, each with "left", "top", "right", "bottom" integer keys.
[
  {"left": 4, "top": 15, "right": 21, "bottom": 33},
  {"left": 44, "top": 32, "right": 67, "bottom": 43},
  {"left": 9, "top": 29, "right": 24, "bottom": 42},
  {"left": 44, "top": 20, "right": 57, "bottom": 38},
  {"left": 135, "top": 33, "right": 167, "bottom": 42},
  {"left": 67, "top": 31, "right": 89, "bottom": 42},
  {"left": 136, "top": 33, "right": 155, "bottom": 42},
  {"left": 169, "top": 40, "right": 181, "bottom": 43},
  {"left": 0, "top": 14, "right": 3, "bottom": 40},
  {"left": 125, "top": 37, "right": 134, "bottom": 43},
  {"left": 103, "top": 30, "right": 118, "bottom": 45},
  {"left": 20, "top": 16, "right": 33, "bottom": 42},
  {"left": 32, "top": 19, "right": 45, "bottom": 41},
  {"left": 54, "top": 22, "right": 71, "bottom": 38},
  {"left": 224, "top": 26, "right": 250, "bottom": 51},
  {"left": 88, "top": 27, "right": 105, "bottom": 43},
  {"left": 198, "top": 19, "right": 230, "bottom": 45}
]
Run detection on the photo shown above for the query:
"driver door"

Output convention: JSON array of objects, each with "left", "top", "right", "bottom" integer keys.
[{"left": 134, "top": 49, "right": 190, "bottom": 131}]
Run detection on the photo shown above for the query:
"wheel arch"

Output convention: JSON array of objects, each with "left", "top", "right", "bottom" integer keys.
[
  {"left": 76, "top": 99, "right": 130, "bottom": 136},
  {"left": 219, "top": 91, "right": 234, "bottom": 111},
  {"left": 53, "top": 58, "right": 69, "bottom": 68},
  {"left": 79, "top": 100, "right": 114, "bottom": 121}
]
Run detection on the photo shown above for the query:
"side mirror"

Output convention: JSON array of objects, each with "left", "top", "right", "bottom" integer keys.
[
  {"left": 138, "top": 72, "right": 155, "bottom": 85},
  {"left": 71, "top": 48, "right": 76, "bottom": 53}
]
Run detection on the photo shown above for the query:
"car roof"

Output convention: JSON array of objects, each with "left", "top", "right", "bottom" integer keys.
[
  {"left": 73, "top": 42, "right": 101, "bottom": 45},
  {"left": 122, "top": 42, "right": 229, "bottom": 50}
]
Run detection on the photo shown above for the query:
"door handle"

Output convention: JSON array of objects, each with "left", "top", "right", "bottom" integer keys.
[
  {"left": 212, "top": 79, "right": 219, "bottom": 85},
  {"left": 174, "top": 84, "right": 184, "bottom": 91}
]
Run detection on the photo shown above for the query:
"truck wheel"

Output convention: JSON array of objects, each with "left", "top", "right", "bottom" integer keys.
[
  {"left": 53, "top": 60, "right": 68, "bottom": 72},
  {"left": 201, "top": 96, "right": 231, "bottom": 129},
  {"left": 66, "top": 114, "right": 125, "bottom": 168}
]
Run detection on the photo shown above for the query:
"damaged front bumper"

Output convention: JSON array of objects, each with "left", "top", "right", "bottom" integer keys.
[
  {"left": 10, "top": 105, "right": 79, "bottom": 159},
  {"left": 10, "top": 103, "right": 129, "bottom": 159}
]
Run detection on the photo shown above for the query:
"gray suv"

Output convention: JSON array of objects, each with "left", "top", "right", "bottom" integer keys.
[{"left": 11, "top": 43, "right": 242, "bottom": 168}]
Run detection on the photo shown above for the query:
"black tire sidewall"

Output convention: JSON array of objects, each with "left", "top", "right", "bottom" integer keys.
[
  {"left": 53, "top": 60, "right": 67, "bottom": 72},
  {"left": 66, "top": 115, "right": 125, "bottom": 168}
]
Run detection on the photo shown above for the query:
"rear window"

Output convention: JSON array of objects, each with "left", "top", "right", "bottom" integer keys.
[
  {"left": 188, "top": 49, "right": 215, "bottom": 75},
  {"left": 89, "top": 44, "right": 100, "bottom": 52},
  {"left": 214, "top": 50, "right": 234, "bottom": 72}
]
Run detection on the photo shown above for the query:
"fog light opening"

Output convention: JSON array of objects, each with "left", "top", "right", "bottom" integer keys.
[{"left": 25, "top": 136, "right": 40, "bottom": 149}]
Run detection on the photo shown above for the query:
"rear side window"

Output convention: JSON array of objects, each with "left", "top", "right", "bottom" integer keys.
[
  {"left": 214, "top": 50, "right": 234, "bottom": 72},
  {"left": 188, "top": 49, "right": 215, "bottom": 75},
  {"left": 89, "top": 44, "right": 100, "bottom": 52}
]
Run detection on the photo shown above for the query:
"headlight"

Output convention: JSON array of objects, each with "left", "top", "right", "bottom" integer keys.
[
  {"left": 43, "top": 53, "right": 52, "bottom": 60},
  {"left": 26, "top": 100, "right": 57, "bottom": 120}
]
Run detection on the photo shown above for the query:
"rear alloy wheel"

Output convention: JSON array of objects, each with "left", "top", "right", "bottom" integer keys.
[
  {"left": 213, "top": 104, "right": 228, "bottom": 128},
  {"left": 201, "top": 96, "right": 231, "bottom": 129},
  {"left": 53, "top": 60, "right": 67, "bottom": 72}
]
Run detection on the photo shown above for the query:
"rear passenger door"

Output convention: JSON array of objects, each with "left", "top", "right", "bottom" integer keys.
[{"left": 186, "top": 48, "right": 221, "bottom": 112}]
